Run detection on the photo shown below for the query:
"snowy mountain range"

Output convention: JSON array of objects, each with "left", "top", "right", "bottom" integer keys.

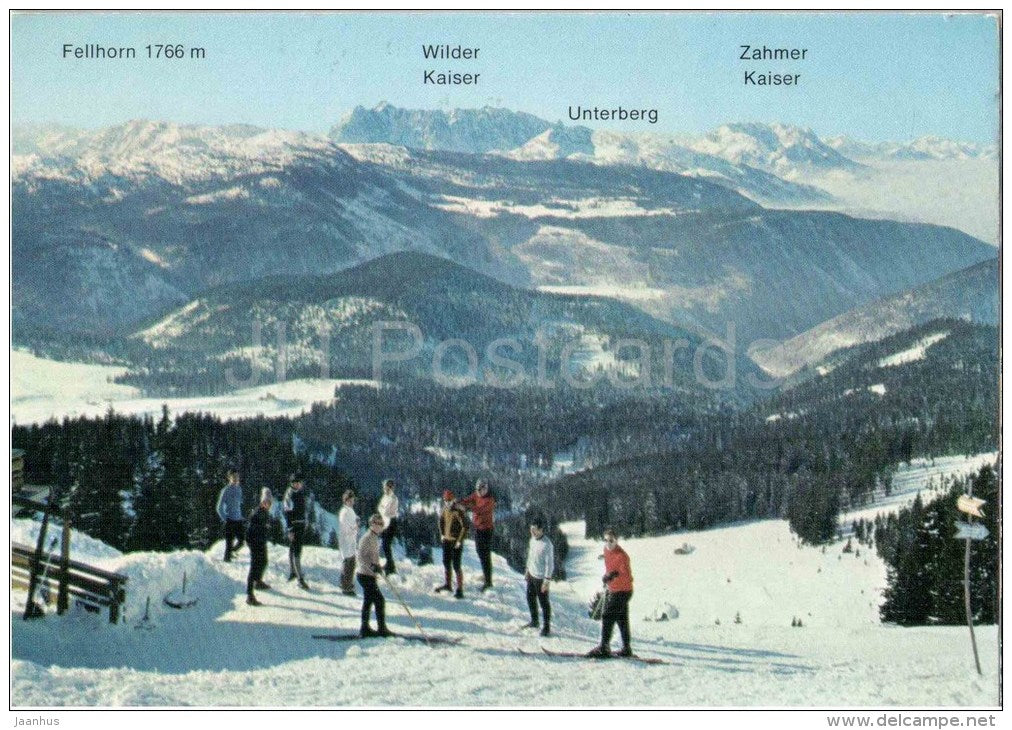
[
  {"left": 824, "top": 134, "right": 997, "bottom": 162},
  {"left": 329, "top": 104, "right": 998, "bottom": 243},
  {"left": 12, "top": 111, "right": 996, "bottom": 369}
]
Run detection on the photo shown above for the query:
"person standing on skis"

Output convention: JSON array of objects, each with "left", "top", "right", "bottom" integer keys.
[
  {"left": 283, "top": 473, "right": 310, "bottom": 590},
  {"left": 522, "top": 518, "right": 554, "bottom": 637},
  {"left": 435, "top": 490, "right": 468, "bottom": 599},
  {"left": 245, "top": 488, "right": 274, "bottom": 606},
  {"left": 459, "top": 479, "right": 496, "bottom": 591},
  {"left": 356, "top": 513, "right": 393, "bottom": 637},
  {"left": 377, "top": 479, "right": 400, "bottom": 575},
  {"left": 587, "top": 528, "right": 633, "bottom": 658}
]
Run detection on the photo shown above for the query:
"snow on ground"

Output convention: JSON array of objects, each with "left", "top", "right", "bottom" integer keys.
[
  {"left": 537, "top": 284, "right": 668, "bottom": 301},
  {"left": 843, "top": 384, "right": 886, "bottom": 397},
  {"left": 11, "top": 452, "right": 1000, "bottom": 707},
  {"left": 878, "top": 331, "right": 950, "bottom": 368},
  {"left": 11, "top": 349, "right": 375, "bottom": 425},
  {"left": 431, "top": 194, "right": 687, "bottom": 220}
]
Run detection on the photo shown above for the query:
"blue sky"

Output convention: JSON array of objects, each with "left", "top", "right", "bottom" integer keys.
[{"left": 11, "top": 11, "right": 1000, "bottom": 143}]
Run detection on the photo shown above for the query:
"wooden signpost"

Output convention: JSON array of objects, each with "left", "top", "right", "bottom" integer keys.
[{"left": 956, "top": 493, "right": 986, "bottom": 676}]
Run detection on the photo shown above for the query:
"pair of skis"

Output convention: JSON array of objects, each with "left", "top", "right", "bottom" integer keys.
[
  {"left": 520, "top": 646, "right": 668, "bottom": 665},
  {"left": 312, "top": 633, "right": 461, "bottom": 646}
]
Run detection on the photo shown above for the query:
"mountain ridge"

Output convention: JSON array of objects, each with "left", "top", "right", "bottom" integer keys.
[{"left": 751, "top": 258, "right": 999, "bottom": 377}]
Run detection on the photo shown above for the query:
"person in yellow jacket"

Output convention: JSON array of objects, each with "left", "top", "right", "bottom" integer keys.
[{"left": 435, "top": 490, "right": 468, "bottom": 599}]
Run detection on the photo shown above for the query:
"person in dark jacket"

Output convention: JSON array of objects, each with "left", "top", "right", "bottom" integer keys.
[
  {"left": 283, "top": 473, "right": 310, "bottom": 590},
  {"left": 587, "top": 528, "right": 634, "bottom": 657},
  {"left": 245, "top": 488, "right": 274, "bottom": 606},
  {"left": 459, "top": 479, "right": 496, "bottom": 591},
  {"left": 435, "top": 490, "right": 468, "bottom": 599},
  {"left": 216, "top": 468, "right": 244, "bottom": 562}
]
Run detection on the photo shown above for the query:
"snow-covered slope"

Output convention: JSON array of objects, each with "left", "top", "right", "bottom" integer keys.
[
  {"left": 11, "top": 451, "right": 999, "bottom": 706},
  {"left": 11, "top": 349, "right": 375, "bottom": 425}
]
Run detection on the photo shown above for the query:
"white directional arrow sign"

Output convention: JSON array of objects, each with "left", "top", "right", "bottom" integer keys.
[
  {"left": 954, "top": 521, "right": 990, "bottom": 541},
  {"left": 957, "top": 495, "right": 986, "bottom": 518}
]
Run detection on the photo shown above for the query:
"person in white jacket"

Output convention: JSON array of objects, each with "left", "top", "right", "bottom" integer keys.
[
  {"left": 522, "top": 518, "right": 555, "bottom": 637},
  {"left": 377, "top": 479, "right": 400, "bottom": 575},
  {"left": 356, "top": 513, "right": 393, "bottom": 637},
  {"left": 338, "top": 490, "right": 360, "bottom": 596}
]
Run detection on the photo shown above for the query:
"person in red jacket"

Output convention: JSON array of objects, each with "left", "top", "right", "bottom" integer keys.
[
  {"left": 587, "top": 528, "right": 634, "bottom": 658},
  {"left": 459, "top": 480, "right": 496, "bottom": 591}
]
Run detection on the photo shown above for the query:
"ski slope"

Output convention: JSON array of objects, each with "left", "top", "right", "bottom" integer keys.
[{"left": 11, "top": 453, "right": 999, "bottom": 708}]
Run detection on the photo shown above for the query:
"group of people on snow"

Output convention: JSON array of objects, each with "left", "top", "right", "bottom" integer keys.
[{"left": 215, "top": 471, "right": 635, "bottom": 656}]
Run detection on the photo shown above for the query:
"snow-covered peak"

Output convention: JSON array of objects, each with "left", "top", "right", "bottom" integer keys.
[
  {"left": 825, "top": 134, "right": 997, "bottom": 162},
  {"left": 506, "top": 124, "right": 595, "bottom": 160},
  {"left": 906, "top": 135, "right": 997, "bottom": 160},
  {"left": 330, "top": 103, "right": 553, "bottom": 154},
  {"left": 12, "top": 120, "right": 337, "bottom": 184},
  {"left": 688, "top": 122, "right": 860, "bottom": 177}
]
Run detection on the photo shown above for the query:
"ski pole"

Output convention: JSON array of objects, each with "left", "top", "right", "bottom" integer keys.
[{"left": 380, "top": 570, "right": 431, "bottom": 647}]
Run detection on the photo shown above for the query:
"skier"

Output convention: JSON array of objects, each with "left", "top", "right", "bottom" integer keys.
[
  {"left": 338, "top": 489, "right": 360, "bottom": 597},
  {"left": 356, "top": 513, "right": 393, "bottom": 637},
  {"left": 459, "top": 479, "right": 496, "bottom": 591},
  {"left": 587, "top": 528, "right": 633, "bottom": 658},
  {"left": 435, "top": 490, "right": 468, "bottom": 599},
  {"left": 283, "top": 473, "right": 310, "bottom": 590},
  {"left": 377, "top": 479, "right": 400, "bottom": 575},
  {"left": 245, "top": 488, "right": 274, "bottom": 606},
  {"left": 216, "top": 468, "right": 245, "bottom": 562},
  {"left": 522, "top": 518, "right": 554, "bottom": 637}
]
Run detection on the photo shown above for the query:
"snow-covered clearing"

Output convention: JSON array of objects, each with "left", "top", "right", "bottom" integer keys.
[
  {"left": 11, "top": 451, "right": 999, "bottom": 707},
  {"left": 878, "top": 331, "right": 950, "bottom": 368},
  {"left": 11, "top": 350, "right": 375, "bottom": 425},
  {"left": 840, "top": 452, "right": 997, "bottom": 525}
]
